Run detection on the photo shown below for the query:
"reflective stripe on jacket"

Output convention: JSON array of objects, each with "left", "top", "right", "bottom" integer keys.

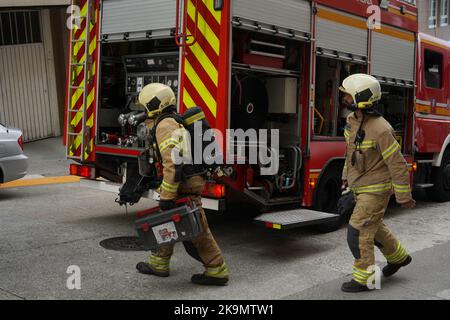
[
  {"left": 155, "top": 117, "right": 185, "bottom": 200},
  {"left": 342, "top": 112, "right": 412, "bottom": 204}
]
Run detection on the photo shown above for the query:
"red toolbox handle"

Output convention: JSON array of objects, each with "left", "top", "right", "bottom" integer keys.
[{"left": 136, "top": 197, "right": 193, "bottom": 218}]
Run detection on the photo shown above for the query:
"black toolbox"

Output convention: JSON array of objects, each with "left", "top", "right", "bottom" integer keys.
[{"left": 135, "top": 198, "right": 203, "bottom": 251}]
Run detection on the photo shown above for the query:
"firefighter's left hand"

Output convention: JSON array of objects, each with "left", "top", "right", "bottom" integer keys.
[
  {"left": 159, "top": 199, "right": 176, "bottom": 211},
  {"left": 401, "top": 199, "right": 416, "bottom": 209}
]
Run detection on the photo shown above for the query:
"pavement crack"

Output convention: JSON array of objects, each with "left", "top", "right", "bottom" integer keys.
[{"left": 0, "top": 287, "right": 26, "bottom": 300}]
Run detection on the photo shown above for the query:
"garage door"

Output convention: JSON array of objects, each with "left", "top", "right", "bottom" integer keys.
[
  {"left": 316, "top": 5, "right": 368, "bottom": 61},
  {"left": 371, "top": 25, "right": 415, "bottom": 85},
  {"left": 0, "top": 10, "right": 55, "bottom": 142},
  {"left": 101, "top": 0, "right": 176, "bottom": 41}
]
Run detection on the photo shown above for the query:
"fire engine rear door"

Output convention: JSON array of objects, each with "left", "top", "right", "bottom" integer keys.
[
  {"left": 232, "top": 0, "right": 311, "bottom": 37},
  {"left": 371, "top": 25, "right": 415, "bottom": 85},
  {"left": 254, "top": 209, "right": 339, "bottom": 230},
  {"left": 315, "top": 5, "right": 368, "bottom": 61},
  {"left": 101, "top": 0, "right": 176, "bottom": 41}
]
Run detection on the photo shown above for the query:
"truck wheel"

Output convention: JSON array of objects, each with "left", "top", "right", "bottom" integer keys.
[
  {"left": 314, "top": 164, "right": 344, "bottom": 233},
  {"left": 426, "top": 150, "right": 450, "bottom": 202}
]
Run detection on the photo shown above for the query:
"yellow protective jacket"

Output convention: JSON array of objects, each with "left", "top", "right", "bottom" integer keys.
[
  {"left": 342, "top": 112, "right": 412, "bottom": 204},
  {"left": 155, "top": 116, "right": 186, "bottom": 201}
]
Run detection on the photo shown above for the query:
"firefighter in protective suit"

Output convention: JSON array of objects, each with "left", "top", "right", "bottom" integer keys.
[
  {"left": 135, "top": 83, "right": 229, "bottom": 286},
  {"left": 340, "top": 74, "right": 416, "bottom": 293}
]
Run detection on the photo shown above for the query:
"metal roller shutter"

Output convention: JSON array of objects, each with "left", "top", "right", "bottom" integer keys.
[
  {"left": 0, "top": 9, "right": 57, "bottom": 142},
  {"left": 316, "top": 6, "right": 368, "bottom": 59},
  {"left": 101, "top": 0, "right": 176, "bottom": 41},
  {"left": 232, "top": 0, "right": 311, "bottom": 35},
  {"left": 371, "top": 26, "right": 415, "bottom": 83}
]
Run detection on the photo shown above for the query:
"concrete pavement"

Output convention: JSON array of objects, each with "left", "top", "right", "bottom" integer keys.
[
  {"left": 0, "top": 137, "right": 450, "bottom": 300},
  {"left": 0, "top": 137, "right": 79, "bottom": 189},
  {"left": 1, "top": 181, "right": 450, "bottom": 300},
  {"left": 23, "top": 137, "right": 71, "bottom": 178}
]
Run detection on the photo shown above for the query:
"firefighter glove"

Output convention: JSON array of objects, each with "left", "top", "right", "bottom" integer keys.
[{"left": 337, "top": 190, "right": 356, "bottom": 220}]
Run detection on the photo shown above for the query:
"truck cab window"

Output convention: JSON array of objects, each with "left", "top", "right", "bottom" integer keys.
[
  {"left": 314, "top": 57, "right": 366, "bottom": 137},
  {"left": 424, "top": 49, "right": 443, "bottom": 89}
]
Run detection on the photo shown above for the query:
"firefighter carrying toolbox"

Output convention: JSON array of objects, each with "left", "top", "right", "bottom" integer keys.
[{"left": 135, "top": 199, "right": 203, "bottom": 251}]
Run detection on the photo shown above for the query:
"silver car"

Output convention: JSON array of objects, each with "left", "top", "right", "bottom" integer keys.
[{"left": 0, "top": 123, "right": 28, "bottom": 183}]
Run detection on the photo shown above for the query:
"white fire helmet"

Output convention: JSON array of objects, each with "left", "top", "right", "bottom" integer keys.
[
  {"left": 339, "top": 74, "right": 382, "bottom": 109},
  {"left": 138, "top": 83, "right": 176, "bottom": 118}
]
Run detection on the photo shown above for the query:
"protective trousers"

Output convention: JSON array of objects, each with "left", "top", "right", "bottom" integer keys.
[
  {"left": 347, "top": 192, "right": 409, "bottom": 285},
  {"left": 149, "top": 176, "right": 228, "bottom": 279}
]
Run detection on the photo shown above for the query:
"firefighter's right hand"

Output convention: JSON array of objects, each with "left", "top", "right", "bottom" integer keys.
[
  {"left": 401, "top": 199, "right": 416, "bottom": 209},
  {"left": 159, "top": 199, "right": 176, "bottom": 211}
]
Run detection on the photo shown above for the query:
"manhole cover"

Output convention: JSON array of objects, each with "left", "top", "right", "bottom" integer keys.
[{"left": 100, "top": 236, "right": 146, "bottom": 251}]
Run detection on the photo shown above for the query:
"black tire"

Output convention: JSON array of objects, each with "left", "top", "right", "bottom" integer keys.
[
  {"left": 314, "top": 163, "right": 344, "bottom": 233},
  {"left": 426, "top": 150, "right": 450, "bottom": 202}
]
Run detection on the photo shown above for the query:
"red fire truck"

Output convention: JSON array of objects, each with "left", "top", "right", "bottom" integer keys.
[{"left": 65, "top": 0, "right": 450, "bottom": 232}]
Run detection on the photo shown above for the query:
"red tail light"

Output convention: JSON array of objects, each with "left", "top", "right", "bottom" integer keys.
[
  {"left": 70, "top": 164, "right": 80, "bottom": 176},
  {"left": 18, "top": 135, "right": 23, "bottom": 151},
  {"left": 79, "top": 166, "right": 93, "bottom": 178},
  {"left": 70, "top": 164, "right": 95, "bottom": 179},
  {"left": 202, "top": 182, "right": 226, "bottom": 199}
]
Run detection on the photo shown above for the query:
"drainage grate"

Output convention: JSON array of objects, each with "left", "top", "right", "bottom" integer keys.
[{"left": 100, "top": 236, "right": 146, "bottom": 251}]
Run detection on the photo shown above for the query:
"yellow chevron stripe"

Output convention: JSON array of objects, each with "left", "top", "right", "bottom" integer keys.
[
  {"left": 186, "top": 27, "right": 218, "bottom": 86},
  {"left": 73, "top": 28, "right": 86, "bottom": 56},
  {"left": 89, "top": 35, "right": 96, "bottom": 55},
  {"left": 73, "top": 19, "right": 95, "bottom": 73},
  {"left": 71, "top": 81, "right": 84, "bottom": 109},
  {"left": 183, "top": 88, "right": 196, "bottom": 108},
  {"left": 84, "top": 138, "right": 93, "bottom": 160},
  {"left": 203, "top": 0, "right": 221, "bottom": 24},
  {"left": 70, "top": 111, "right": 83, "bottom": 128},
  {"left": 187, "top": 0, "right": 220, "bottom": 55},
  {"left": 74, "top": 66, "right": 83, "bottom": 80},
  {"left": 80, "top": 1, "right": 87, "bottom": 18},
  {"left": 184, "top": 60, "right": 217, "bottom": 117},
  {"left": 86, "top": 113, "right": 94, "bottom": 128},
  {"left": 91, "top": 60, "right": 96, "bottom": 79},
  {"left": 75, "top": 54, "right": 86, "bottom": 78},
  {"left": 87, "top": 87, "right": 95, "bottom": 109},
  {"left": 72, "top": 2, "right": 88, "bottom": 55},
  {"left": 73, "top": 134, "right": 82, "bottom": 150},
  {"left": 71, "top": 86, "right": 94, "bottom": 129}
]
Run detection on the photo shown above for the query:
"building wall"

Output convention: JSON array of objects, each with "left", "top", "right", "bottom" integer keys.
[
  {"left": 0, "top": 4, "right": 69, "bottom": 140},
  {"left": 418, "top": 0, "right": 450, "bottom": 40},
  {"left": 49, "top": 7, "right": 69, "bottom": 135},
  {"left": 1, "top": 1, "right": 70, "bottom": 7}
]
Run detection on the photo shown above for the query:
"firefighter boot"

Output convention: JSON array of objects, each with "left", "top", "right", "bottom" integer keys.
[
  {"left": 341, "top": 279, "right": 371, "bottom": 293},
  {"left": 136, "top": 254, "right": 171, "bottom": 277},
  {"left": 136, "top": 262, "right": 170, "bottom": 277},
  {"left": 191, "top": 274, "right": 229, "bottom": 286},
  {"left": 382, "top": 255, "right": 412, "bottom": 277},
  {"left": 191, "top": 263, "right": 229, "bottom": 286}
]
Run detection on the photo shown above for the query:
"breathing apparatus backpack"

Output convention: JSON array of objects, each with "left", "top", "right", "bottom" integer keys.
[{"left": 154, "top": 106, "right": 223, "bottom": 179}]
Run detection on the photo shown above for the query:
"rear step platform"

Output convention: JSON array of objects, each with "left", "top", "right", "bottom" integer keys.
[{"left": 254, "top": 209, "right": 339, "bottom": 230}]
